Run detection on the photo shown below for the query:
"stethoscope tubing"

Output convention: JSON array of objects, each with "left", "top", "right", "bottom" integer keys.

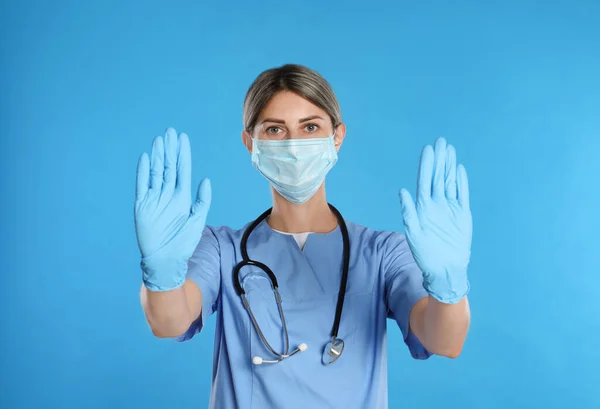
[{"left": 232, "top": 203, "right": 350, "bottom": 359}]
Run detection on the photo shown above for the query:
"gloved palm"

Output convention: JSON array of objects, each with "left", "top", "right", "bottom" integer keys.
[
  {"left": 134, "top": 127, "right": 211, "bottom": 291},
  {"left": 399, "top": 137, "right": 472, "bottom": 304}
]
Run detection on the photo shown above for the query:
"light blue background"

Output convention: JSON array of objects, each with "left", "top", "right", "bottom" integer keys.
[{"left": 2, "top": 0, "right": 599, "bottom": 408}]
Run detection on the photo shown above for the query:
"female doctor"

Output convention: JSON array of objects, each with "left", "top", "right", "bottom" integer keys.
[{"left": 136, "top": 64, "right": 472, "bottom": 409}]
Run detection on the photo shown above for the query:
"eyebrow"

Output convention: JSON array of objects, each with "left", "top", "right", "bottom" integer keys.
[{"left": 260, "top": 115, "right": 325, "bottom": 125}]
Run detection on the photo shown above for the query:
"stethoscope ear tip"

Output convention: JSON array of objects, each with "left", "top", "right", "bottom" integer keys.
[
  {"left": 252, "top": 356, "right": 263, "bottom": 365},
  {"left": 298, "top": 343, "right": 308, "bottom": 352}
]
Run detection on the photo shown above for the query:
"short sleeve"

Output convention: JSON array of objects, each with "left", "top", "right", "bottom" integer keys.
[
  {"left": 383, "top": 232, "right": 432, "bottom": 360},
  {"left": 173, "top": 225, "right": 221, "bottom": 342}
]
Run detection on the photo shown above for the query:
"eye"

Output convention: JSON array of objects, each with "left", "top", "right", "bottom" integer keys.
[
  {"left": 304, "top": 123, "right": 320, "bottom": 132},
  {"left": 267, "top": 126, "right": 282, "bottom": 134}
]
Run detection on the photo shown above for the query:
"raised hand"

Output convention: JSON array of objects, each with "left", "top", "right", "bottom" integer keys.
[
  {"left": 134, "top": 127, "right": 211, "bottom": 292},
  {"left": 399, "top": 137, "right": 471, "bottom": 304}
]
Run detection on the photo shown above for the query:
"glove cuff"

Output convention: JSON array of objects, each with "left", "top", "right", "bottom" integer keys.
[
  {"left": 140, "top": 252, "right": 188, "bottom": 292},
  {"left": 423, "top": 271, "right": 470, "bottom": 304}
]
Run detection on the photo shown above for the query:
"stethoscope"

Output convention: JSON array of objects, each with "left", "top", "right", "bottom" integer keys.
[{"left": 232, "top": 203, "right": 350, "bottom": 366}]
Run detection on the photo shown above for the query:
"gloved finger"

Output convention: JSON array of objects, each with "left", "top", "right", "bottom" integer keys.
[
  {"left": 445, "top": 144, "right": 457, "bottom": 201},
  {"left": 176, "top": 132, "right": 192, "bottom": 193},
  {"left": 399, "top": 188, "right": 420, "bottom": 232},
  {"left": 136, "top": 152, "right": 150, "bottom": 201},
  {"left": 191, "top": 178, "right": 212, "bottom": 219},
  {"left": 457, "top": 164, "right": 470, "bottom": 208},
  {"left": 150, "top": 136, "right": 165, "bottom": 191},
  {"left": 163, "top": 128, "right": 178, "bottom": 193},
  {"left": 432, "top": 137, "right": 446, "bottom": 200},
  {"left": 417, "top": 145, "right": 434, "bottom": 206}
]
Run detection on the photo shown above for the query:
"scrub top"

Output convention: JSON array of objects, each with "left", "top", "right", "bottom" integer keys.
[{"left": 174, "top": 217, "right": 432, "bottom": 409}]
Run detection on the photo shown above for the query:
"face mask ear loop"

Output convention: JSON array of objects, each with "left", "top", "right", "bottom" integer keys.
[
  {"left": 331, "top": 122, "right": 342, "bottom": 146},
  {"left": 330, "top": 126, "right": 339, "bottom": 149},
  {"left": 251, "top": 135, "right": 259, "bottom": 155}
]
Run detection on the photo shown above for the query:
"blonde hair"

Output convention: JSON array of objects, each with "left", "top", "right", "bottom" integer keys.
[{"left": 243, "top": 64, "right": 342, "bottom": 133}]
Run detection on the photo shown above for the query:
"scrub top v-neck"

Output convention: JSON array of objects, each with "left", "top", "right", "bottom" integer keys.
[{"left": 174, "top": 218, "right": 431, "bottom": 409}]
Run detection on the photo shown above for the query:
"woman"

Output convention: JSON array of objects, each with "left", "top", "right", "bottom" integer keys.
[{"left": 136, "top": 64, "right": 472, "bottom": 409}]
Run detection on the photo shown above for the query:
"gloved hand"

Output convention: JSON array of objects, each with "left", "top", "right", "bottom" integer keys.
[
  {"left": 134, "top": 127, "right": 212, "bottom": 292},
  {"left": 399, "top": 137, "right": 472, "bottom": 304}
]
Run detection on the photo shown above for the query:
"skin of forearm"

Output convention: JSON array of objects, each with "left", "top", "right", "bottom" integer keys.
[
  {"left": 140, "top": 285, "right": 193, "bottom": 338},
  {"left": 423, "top": 296, "right": 470, "bottom": 357}
]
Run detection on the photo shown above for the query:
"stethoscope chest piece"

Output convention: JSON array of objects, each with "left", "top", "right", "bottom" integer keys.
[{"left": 322, "top": 337, "right": 345, "bottom": 365}]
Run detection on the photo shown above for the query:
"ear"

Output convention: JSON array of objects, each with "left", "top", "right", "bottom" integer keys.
[
  {"left": 333, "top": 123, "right": 347, "bottom": 152},
  {"left": 242, "top": 130, "right": 253, "bottom": 154}
]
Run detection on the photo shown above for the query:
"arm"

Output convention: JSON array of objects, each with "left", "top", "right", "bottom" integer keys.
[
  {"left": 140, "top": 279, "right": 202, "bottom": 338},
  {"left": 139, "top": 225, "right": 221, "bottom": 340},
  {"left": 134, "top": 128, "right": 218, "bottom": 341},
  {"left": 409, "top": 295, "right": 470, "bottom": 358},
  {"left": 398, "top": 137, "right": 473, "bottom": 358},
  {"left": 134, "top": 128, "right": 218, "bottom": 338}
]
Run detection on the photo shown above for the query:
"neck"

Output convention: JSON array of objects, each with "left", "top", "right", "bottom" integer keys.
[{"left": 267, "top": 184, "right": 338, "bottom": 233}]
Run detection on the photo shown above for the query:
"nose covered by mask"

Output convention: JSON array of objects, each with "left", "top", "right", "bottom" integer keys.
[{"left": 251, "top": 134, "right": 338, "bottom": 204}]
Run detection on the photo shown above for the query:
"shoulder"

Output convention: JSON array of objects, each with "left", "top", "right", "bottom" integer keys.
[
  {"left": 343, "top": 220, "right": 417, "bottom": 283},
  {"left": 201, "top": 221, "right": 254, "bottom": 245},
  {"left": 189, "top": 223, "right": 252, "bottom": 261},
  {"left": 344, "top": 219, "right": 410, "bottom": 252}
]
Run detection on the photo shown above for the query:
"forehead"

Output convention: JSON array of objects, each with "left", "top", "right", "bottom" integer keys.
[{"left": 258, "top": 91, "right": 328, "bottom": 120}]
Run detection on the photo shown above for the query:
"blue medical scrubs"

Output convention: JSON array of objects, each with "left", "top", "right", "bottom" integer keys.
[{"left": 175, "top": 217, "right": 432, "bottom": 409}]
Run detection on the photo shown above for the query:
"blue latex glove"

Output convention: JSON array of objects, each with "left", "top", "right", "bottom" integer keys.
[
  {"left": 399, "top": 137, "right": 472, "bottom": 304},
  {"left": 134, "top": 127, "right": 212, "bottom": 292}
]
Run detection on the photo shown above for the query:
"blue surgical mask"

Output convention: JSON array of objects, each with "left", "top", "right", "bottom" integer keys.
[{"left": 251, "top": 135, "right": 338, "bottom": 204}]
